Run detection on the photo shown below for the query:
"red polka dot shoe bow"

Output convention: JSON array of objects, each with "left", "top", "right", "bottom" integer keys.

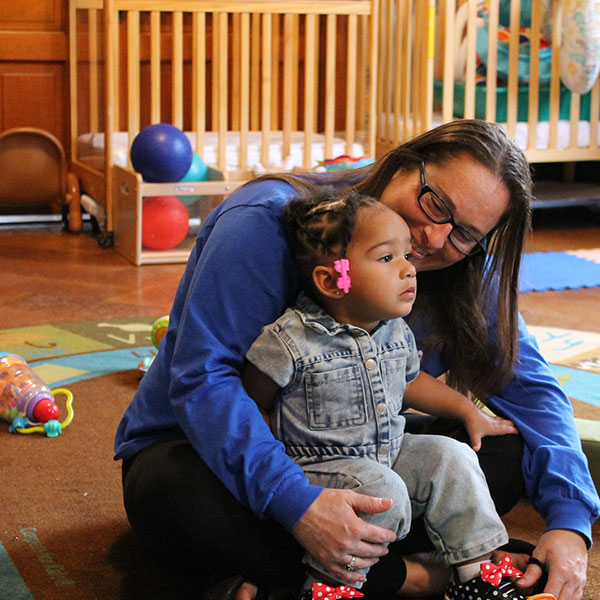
[
  {"left": 480, "top": 553, "right": 524, "bottom": 587},
  {"left": 311, "top": 583, "right": 364, "bottom": 599}
]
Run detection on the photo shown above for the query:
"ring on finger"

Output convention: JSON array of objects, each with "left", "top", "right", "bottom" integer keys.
[{"left": 345, "top": 556, "right": 357, "bottom": 571}]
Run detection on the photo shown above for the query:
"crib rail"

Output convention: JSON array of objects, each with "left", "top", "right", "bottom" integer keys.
[
  {"left": 70, "top": 0, "right": 379, "bottom": 233},
  {"left": 377, "top": 0, "right": 600, "bottom": 163}
]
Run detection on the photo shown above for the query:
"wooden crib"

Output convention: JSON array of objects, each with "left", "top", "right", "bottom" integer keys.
[
  {"left": 375, "top": 0, "right": 600, "bottom": 165},
  {"left": 69, "top": 0, "right": 379, "bottom": 265}
]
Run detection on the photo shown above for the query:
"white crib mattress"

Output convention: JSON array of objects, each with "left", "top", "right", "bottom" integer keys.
[{"left": 76, "top": 130, "right": 366, "bottom": 173}]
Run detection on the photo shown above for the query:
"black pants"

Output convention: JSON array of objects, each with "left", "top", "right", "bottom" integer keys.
[{"left": 121, "top": 416, "right": 525, "bottom": 595}]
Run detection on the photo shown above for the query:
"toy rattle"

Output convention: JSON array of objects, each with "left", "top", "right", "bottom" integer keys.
[{"left": 0, "top": 354, "right": 74, "bottom": 437}]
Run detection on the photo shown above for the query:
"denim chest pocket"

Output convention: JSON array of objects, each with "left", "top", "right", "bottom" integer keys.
[
  {"left": 380, "top": 356, "right": 407, "bottom": 413},
  {"left": 306, "top": 365, "right": 367, "bottom": 429}
]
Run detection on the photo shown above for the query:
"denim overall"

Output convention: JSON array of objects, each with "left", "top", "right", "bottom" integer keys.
[{"left": 246, "top": 293, "right": 508, "bottom": 580}]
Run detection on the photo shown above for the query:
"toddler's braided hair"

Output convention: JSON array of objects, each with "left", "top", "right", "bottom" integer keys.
[{"left": 284, "top": 187, "right": 379, "bottom": 294}]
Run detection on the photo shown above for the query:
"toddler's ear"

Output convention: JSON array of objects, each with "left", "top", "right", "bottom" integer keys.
[{"left": 312, "top": 265, "right": 342, "bottom": 299}]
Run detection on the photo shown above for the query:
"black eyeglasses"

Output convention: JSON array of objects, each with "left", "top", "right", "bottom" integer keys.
[{"left": 418, "top": 162, "right": 488, "bottom": 256}]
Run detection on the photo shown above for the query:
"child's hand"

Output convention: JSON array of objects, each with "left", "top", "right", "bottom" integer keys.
[{"left": 464, "top": 409, "right": 518, "bottom": 451}]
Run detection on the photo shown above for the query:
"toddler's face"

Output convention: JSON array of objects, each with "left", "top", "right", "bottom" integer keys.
[{"left": 342, "top": 204, "right": 416, "bottom": 329}]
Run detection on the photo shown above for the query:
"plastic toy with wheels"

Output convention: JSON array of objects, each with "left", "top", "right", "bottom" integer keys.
[
  {"left": 142, "top": 196, "right": 190, "bottom": 251},
  {"left": 130, "top": 123, "right": 193, "bottom": 183}
]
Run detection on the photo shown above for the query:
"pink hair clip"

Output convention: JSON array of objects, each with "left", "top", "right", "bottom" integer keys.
[{"left": 334, "top": 258, "right": 351, "bottom": 294}]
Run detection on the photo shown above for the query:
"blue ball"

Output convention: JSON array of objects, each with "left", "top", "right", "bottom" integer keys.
[{"left": 130, "top": 124, "right": 193, "bottom": 183}]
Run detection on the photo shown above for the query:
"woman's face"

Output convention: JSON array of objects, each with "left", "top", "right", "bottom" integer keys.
[{"left": 379, "top": 154, "right": 510, "bottom": 272}]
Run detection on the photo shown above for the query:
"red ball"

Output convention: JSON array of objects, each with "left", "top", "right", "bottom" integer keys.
[{"left": 142, "top": 196, "right": 189, "bottom": 251}]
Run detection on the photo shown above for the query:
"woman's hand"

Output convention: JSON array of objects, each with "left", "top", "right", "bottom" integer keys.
[
  {"left": 517, "top": 529, "right": 588, "bottom": 600},
  {"left": 292, "top": 488, "right": 397, "bottom": 585},
  {"left": 463, "top": 409, "right": 518, "bottom": 452}
]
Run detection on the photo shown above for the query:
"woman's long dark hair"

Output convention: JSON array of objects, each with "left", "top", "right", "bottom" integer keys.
[{"left": 250, "top": 119, "right": 532, "bottom": 401}]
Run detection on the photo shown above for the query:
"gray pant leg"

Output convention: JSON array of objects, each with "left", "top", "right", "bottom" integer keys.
[
  {"left": 301, "top": 457, "right": 412, "bottom": 584},
  {"left": 391, "top": 433, "right": 509, "bottom": 565}
]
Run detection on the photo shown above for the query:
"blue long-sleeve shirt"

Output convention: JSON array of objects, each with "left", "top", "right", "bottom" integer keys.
[{"left": 114, "top": 178, "right": 600, "bottom": 543}]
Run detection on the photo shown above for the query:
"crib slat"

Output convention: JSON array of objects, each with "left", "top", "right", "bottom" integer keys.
[
  {"left": 422, "top": 0, "right": 435, "bottom": 132},
  {"left": 231, "top": 14, "right": 241, "bottom": 131},
  {"left": 379, "top": 0, "right": 393, "bottom": 143},
  {"left": 69, "top": 1, "right": 78, "bottom": 162},
  {"left": 239, "top": 13, "right": 250, "bottom": 171},
  {"left": 402, "top": 0, "right": 414, "bottom": 138},
  {"left": 441, "top": 0, "right": 455, "bottom": 125},
  {"left": 345, "top": 14, "right": 358, "bottom": 155},
  {"left": 463, "top": 0, "right": 478, "bottom": 120},
  {"left": 410, "top": 1, "right": 421, "bottom": 136},
  {"left": 112, "top": 6, "right": 120, "bottom": 132},
  {"left": 217, "top": 12, "right": 228, "bottom": 171},
  {"left": 505, "top": 0, "right": 520, "bottom": 136},
  {"left": 88, "top": 9, "right": 99, "bottom": 133},
  {"left": 150, "top": 11, "right": 161, "bottom": 124},
  {"left": 485, "top": 0, "right": 499, "bottom": 123},
  {"left": 548, "top": 0, "right": 562, "bottom": 150},
  {"left": 261, "top": 13, "right": 272, "bottom": 168},
  {"left": 282, "top": 13, "right": 294, "bottom": 159},
  {"left": 392, "top": 0, "right": 402, "bottom": 145},
  {"left": 192, "top": 12, "right": 206, "bottom": 154},
  {"left": 367, "top": 0, "right": 378, "bottom": 158},
  {"left": 271, "top": 15, "right": 280, "bottom": 131},
  {"left": 127, "top": 10, "right": 141, "bottom": 162},
  {"left": 172, "top": 12, "right": 183, "bottom": 129},
  {"left": 304, "top": 13, "right": 317, "bottom": 168},
  {"left": 313, "top": 16, "right": 320, "bottom": 135},
  {"left": 250, "top": 13, "right": 260, "bottom": 132},
  {"left": 527, "top": 0, "right": 541, "bottom": 150},
  {"left": 212, "top": 14, "right": 219, "bottom": 131},
  {"left": 324, "top": 14, "right": 336, "bottom": 160},
  {"left": 356, "top": 14, "right": 368, "bottom": 143}
]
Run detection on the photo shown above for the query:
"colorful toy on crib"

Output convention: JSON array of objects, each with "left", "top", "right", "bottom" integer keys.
[
  {"left": 313, "top": 155, "right": 375, "bottom": 173},
  {"left": 0, "top": 354, "right": 74, "bottom": 437}
]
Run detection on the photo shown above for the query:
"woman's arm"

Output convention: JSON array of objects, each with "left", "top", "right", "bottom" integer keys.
[{"left": 403, "top": 371, "right": 518, "bottom": 451}]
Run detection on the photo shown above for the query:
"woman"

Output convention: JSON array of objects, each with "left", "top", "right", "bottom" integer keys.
[{"left": 115, "top": 120, "right": 599, "bottom": 600}]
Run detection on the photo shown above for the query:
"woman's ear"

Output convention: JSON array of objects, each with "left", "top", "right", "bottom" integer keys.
[{"left": 312, "top": 265, "right": 342, "bottom": 299}]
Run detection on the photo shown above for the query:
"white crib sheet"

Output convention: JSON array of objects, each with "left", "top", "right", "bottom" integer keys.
[{"left": 77, "top": 130, "right": 367, "bottom": 173}]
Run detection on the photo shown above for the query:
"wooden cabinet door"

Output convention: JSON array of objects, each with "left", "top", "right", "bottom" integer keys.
[{"left": 0, "top": 0, "right": 69, "bottom": 152}]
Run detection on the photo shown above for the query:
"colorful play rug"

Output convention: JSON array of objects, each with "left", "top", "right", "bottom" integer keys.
[
  {"left": 520, "top": 248, "right": 600, "bottom": 292},
  {"left": 0, "top": 318, "right": 599, "bottom": 599},
  {"left": 0, "top": 317, "right": 158, "bottom": 388}
]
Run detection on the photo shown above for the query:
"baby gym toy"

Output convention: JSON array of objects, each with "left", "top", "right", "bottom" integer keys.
[{"left": 0, "top": 355, "right": 74, "bottom": 437}]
